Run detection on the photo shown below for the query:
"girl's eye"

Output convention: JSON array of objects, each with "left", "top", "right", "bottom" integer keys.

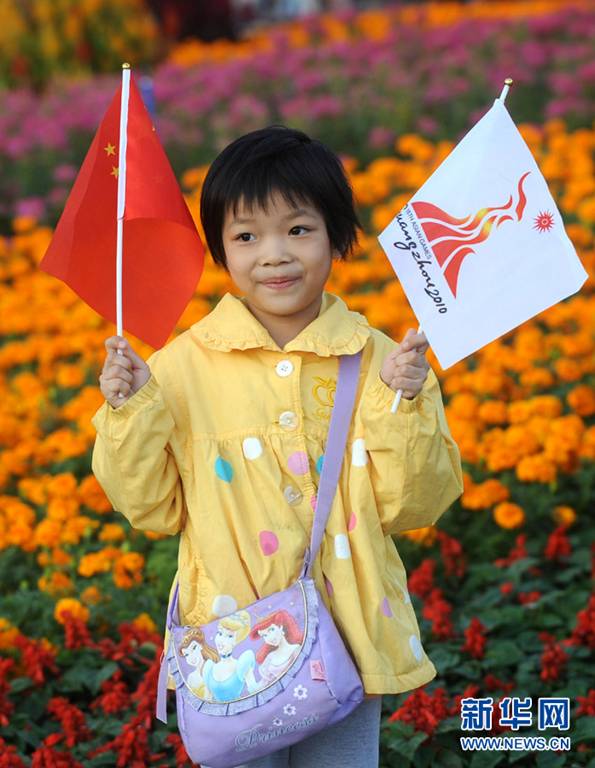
[{"left": 235, "top": 224, "right": 310, "bottom": 243}]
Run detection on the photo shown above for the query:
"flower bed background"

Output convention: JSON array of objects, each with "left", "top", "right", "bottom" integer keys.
[{"left": 0, "top": 1, "right": 594, "bottom": 766}]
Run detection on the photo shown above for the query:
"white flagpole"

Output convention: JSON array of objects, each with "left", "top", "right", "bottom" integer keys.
[
  {"left": 389, "top": 77, "right": 513, "bottom": 414},
  {"left": 116, "top": 62, "right": 131, "bottom": 398}
]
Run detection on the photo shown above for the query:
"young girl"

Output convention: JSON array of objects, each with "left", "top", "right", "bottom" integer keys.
[{"left": 92, "top": 125, "right": 463, "bottom": 767}]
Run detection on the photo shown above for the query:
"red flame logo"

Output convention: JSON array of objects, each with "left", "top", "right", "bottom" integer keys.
[{"left": 411, "top": 171, "right": 531, "bottom": 298}]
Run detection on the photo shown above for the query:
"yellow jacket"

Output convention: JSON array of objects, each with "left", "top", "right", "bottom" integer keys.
[{"left": 91, "top": 290, "right": 463, "bottom": 694}]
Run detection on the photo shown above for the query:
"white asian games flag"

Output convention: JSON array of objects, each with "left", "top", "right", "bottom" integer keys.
[{"left": 378, "top": 97, "right": 588, "bottom": 370}]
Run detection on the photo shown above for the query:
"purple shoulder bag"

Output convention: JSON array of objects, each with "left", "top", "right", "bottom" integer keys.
[{"left": 155, "top": 350, "right": 364, "bottom": 767}]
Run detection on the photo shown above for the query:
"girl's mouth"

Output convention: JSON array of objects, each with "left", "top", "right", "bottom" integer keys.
[{"left": 261, "top": 277, "right": 300, "bottom": 290}]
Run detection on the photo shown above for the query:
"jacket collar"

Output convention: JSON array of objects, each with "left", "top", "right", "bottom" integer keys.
[{"left": 191, "top": 290, "right": 371, "bottom": 356}]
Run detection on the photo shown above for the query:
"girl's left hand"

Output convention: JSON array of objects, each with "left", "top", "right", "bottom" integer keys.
[{"left": 379, "top": 329, "right": 430, "bottom": 400}]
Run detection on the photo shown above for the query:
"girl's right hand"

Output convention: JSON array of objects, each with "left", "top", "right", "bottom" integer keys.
[{"left": 99, "top": 336, "right": 151, "bottom": 409}]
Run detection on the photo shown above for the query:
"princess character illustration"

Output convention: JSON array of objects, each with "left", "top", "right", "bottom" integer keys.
[
  {"left": 200, "top": 610, "right": 260, "bottom": 702},
  {"left": 250, "top": 610, "right": 304, "bottom": 685},
  {"left": 179, "top": 628, "right": 218, "bottom": 699}
]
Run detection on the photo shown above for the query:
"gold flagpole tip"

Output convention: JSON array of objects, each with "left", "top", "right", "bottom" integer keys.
[
  {"left": 122, "top": 62, "right": 131, "bottom": 69},
  {"left": 504, "top": 78, "right": 513, "bottom": 86}
]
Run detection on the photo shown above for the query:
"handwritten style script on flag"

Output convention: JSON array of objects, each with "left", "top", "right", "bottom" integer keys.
[
  {"left": 378, "top": 97, "right": 587, "bottom": 370},
  {"left": 40, "top": 74, "right": 205, "bottom": 349}
]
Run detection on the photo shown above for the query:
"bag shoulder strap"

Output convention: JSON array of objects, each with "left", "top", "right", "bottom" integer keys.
[{"left": 300, "top": 350, "right": 362, "bottom": 580}]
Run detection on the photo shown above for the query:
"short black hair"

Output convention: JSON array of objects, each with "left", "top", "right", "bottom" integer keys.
[{"left": 200, "top": 125, "right": 362, "bottom": 271}]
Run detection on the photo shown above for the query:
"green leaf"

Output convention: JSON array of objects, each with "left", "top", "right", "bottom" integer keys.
[
  {"left": 90, "top": 661, "right": 119, "bottom": 695},
  {"left": 484, "top": 640, "right": 524, "bottom": 668},
  {"left": 386, "top": 731, "right": 428, "bottom": 761},
  {"left": 429, "top": 648, "right": 461, "bottom": 674},
  {"left": 9, "top": 677, "right": 33, "bottom": 693},
  {"left": 572, "top": 717, "right": 595, "bottom": 744},
  {"left": 535, "top": 752, "right": 567, "bottom": 768},
  {"left": 469, "top": 750, "right": 506, "bottom": 768}
]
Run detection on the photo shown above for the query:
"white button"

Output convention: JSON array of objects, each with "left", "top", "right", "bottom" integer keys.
[
  {"left": 276, "top": 360, "right": 294, "bottom": 377},
  {"left": 279, "top": 411, "right": 298, "bottom": 429},
  {"left": 283, "top": 485, "right": 303, "bottom": 505}
]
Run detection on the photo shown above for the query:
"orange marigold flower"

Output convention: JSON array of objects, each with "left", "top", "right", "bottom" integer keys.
[
  {"left": 399, "top": 526, "right": 437, "bottom": 547},
  {"left": 552, "top": 506, "right": 576, "bottom": 528},
  {"left": 45, "top": 473, "right": 78, "bottom": 499},
  {"left": 579, "top": 426, "right": 595, "bottom": 460},
  {"left": 78, "top": 474, "right": 112, "bottom": 514},
  {"left": 519, "top": 368, "right": 554, "bottom": 390},
  {"left": 54, "top": 598, "right": 89, "bottom": 625},
  {"left": 34, "top": 519, "right": 63, "bottom": 549},
  {"left": 554, "top": 357, "right": 583, "bottom": 383},
  {"left": 567, "top": 385, "right": 595, "bottom": 417},
  {"left": 113, "top": 552, "right": 145, "bottom": 590},
  {"left": 516, "top": 453, "right": 557, "bottom": 484},
  {"left": 485, "top": 446, "right": 519, "bottom": 472},
  {"left": 493, "top": 502, "right": 525, "bottom": 530},
  {"left": 98, "top": 524, "right": 126, "bottom": 542},
  {"left": 132, "top": 613, "right": 157, "bottom": 634},
  {"left": 81, "top": 586, "right": 102, "bottom": 606},
  {"left": 461, "top": 479, "right": 510, "bottom": 510},
  {"left": 78, "top": 552, "right": 113, "bottom": 578},
  {"left": 507, "top": 401, "right": 533, "bottom": 424},
  {"left": 477, "top": 401, "right": 508, "bottom": 425},
  {"left": 38, "top": 571, "right": 73, "bottom": 596},
  {"left": 530, "top": 395, "right": 563, "bottom": 419}
]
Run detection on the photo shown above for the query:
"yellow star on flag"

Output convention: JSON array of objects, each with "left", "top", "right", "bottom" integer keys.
[
  {"left": 110, "top": 166, "right": 119, "bottom": 178},
  {"left": 104, "top": 142, "right": 116, "bottom": 156}
]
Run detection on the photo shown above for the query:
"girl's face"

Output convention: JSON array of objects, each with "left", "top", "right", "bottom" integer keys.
[
  {"left": 258, "top": 623, "right": 284, "bottom": 647},
  {"left": 222, "top": 190, "right": 339, "bottom": 348}
]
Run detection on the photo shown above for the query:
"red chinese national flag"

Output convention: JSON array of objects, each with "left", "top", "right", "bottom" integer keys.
[{"left": 40, "top": 74, "right": 204, "bottom": 349}]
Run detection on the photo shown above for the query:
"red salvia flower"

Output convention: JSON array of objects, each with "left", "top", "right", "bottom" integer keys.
[
  {"left": 484, "top": 673, "right": 515, "bottom": 692},
  {"left": 90, "top": 669, "right": 131, "bottom": 715},
  {"left": 47, "top": 697, "right": 93, "bottom": 747},
  {"left": 518, "top": 591, "right": 542, "bottom": 604},
  {"left": 437, "top": 530, "right": 466, "bottom": 578},
  {"left": 576, "top": 690, "right": 595, "bottom": 717},
  {"left": 388, "top": 686, "right": 449, "bottom": 735},
  {"left": 62, "top": 614, "right": 95, "bottom": 650},
  {"left": 567, "top": 593, "right": 595, "bottom": 649},
  {"left": 539, "top": 632, "right": 568, "bottom": 682},
  {"left": 544, "top": 525, "right": 572, "bottom": 561},
  {"left": 0, "top": 736, "right": 27, "bottom": 768},
  {"left": 494, "top": 533, "right": 528, "bottom": 567},
  {"left": 164, "top": 733, "right": 194, "bottom": 768},
  {"left": 423, "top": 587, "right": 455, "bottom": 639},
  {"left": 0, "top": 658, "right": 16, "bottom": 728},
  {"left": 12, "top": 636, "right": 59, "bottom": 686},
  {"left": 30, "top": 733, "right": 84, "bottom": 768},
  {"left": 408, "top": 558, "right": 436, "bottom": 598},
  {"left": 462, "top": 617, "right": 487, "bottom": 659}
]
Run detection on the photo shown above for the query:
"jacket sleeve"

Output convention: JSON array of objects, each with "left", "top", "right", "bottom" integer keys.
[
  {"left": 90, "top": 348, "right": 188, "bottom": 536},
  {"left": 359, "top": 364, "right": 463, "bottom": 535}
]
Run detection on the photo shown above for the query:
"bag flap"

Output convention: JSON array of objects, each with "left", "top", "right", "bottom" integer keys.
[{"left": 166, "top": 578, "right": 320, "bottom": 715}]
